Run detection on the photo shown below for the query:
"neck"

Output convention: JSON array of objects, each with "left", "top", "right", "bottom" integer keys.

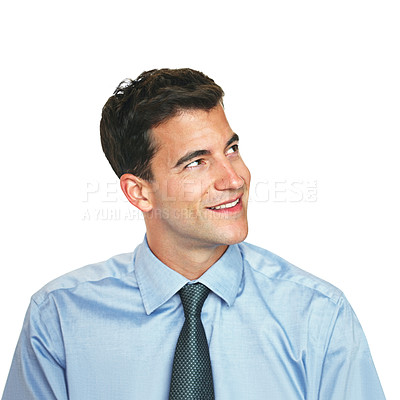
[{"left": 146, "top": 233, "right": 228, "bottom": 280}]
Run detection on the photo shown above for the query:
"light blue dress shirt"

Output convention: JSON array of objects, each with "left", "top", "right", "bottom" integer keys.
[{"left": 2, "top": 239, "right": 385, "bottom": 399}]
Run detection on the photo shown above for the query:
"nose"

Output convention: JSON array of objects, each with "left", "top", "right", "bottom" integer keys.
[{"left": 214, "top": 159, "right": 244, "bottom": 191}]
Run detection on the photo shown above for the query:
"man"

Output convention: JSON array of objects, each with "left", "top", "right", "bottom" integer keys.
[{"left": 2, "top": 68, "right": 385, "bottom": 399}]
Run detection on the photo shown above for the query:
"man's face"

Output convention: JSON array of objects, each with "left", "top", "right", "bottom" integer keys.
[{"left": 146, "top": 104, "right": 251, "bottom": 250}]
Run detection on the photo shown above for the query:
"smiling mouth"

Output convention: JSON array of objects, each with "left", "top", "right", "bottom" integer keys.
[{"left": 208, "top": 198, "right": 240, "bottom": 210}]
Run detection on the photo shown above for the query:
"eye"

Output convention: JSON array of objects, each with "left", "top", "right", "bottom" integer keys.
[
  {"left": 185, "top": 159, "right": 204, "bottom": 169},
  {"left": 226, "top": 144, "right": 239, "bottom": 155}
]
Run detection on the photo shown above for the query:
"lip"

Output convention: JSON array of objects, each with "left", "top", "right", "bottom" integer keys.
[{"left": 206, "top": 194, "right": 243, "bottom": 212}]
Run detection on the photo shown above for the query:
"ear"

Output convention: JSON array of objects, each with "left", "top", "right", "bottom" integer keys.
[{"left": 120, "top": 173, "right": 154, "bottom": 213}]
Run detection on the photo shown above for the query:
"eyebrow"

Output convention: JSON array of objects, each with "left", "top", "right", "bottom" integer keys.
[{"left": 174, "top": 133, "right": 240, "bottom": 168}]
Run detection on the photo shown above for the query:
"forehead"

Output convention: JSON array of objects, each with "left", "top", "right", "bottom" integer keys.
[{"left": 151, "top": 105, "right": 233, "bottom": 158}]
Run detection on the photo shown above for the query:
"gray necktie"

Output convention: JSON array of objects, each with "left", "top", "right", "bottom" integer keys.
[{"left": 169, "top": 283, "right": 215, "bottom": 399}]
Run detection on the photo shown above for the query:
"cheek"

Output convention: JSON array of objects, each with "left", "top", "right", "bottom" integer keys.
[
  {"left": 237, "top": 160, "right": 251, "bottom": 185},
  {"left": 161, "top": 178, "right": 204, "bottom": 204},
  {"left": 245, "top": 165, "right": 251, "bottom": 185},
  {"left": 177, "top": 178, "right": 210, "bottom": 203}
]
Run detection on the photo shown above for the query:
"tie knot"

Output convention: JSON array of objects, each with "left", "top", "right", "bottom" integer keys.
[{"left": 179, "top": 283, "right": 210, "bottom": 317}]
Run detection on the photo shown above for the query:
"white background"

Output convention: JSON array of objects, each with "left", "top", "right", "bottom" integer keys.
[{"left": 1, "top": 0, "right": 398, "bottom": 398}]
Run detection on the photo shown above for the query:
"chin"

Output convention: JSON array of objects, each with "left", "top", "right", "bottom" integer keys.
[{"left": 220, "top": 225, "right": 249, "bottom": 246}]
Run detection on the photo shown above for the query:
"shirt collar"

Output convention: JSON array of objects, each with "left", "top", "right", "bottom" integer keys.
[{"left": 134, "top": 236, "right": 243, "bottom": 315}]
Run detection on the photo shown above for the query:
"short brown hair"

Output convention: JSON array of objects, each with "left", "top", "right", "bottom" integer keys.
[{"left": 100, "top": 68, "right": 224, "bottom": 180}]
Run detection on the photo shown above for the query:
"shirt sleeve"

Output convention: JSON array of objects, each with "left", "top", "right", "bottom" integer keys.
[
  {"left": 2, "top": 298, "right": 68, "bottom": 400},
  {"left": 318, "top": 295, "right": 385, "bottom": 400}
]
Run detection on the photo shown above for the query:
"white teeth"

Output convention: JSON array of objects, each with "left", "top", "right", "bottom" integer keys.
[{"left": 210, "top": 198, "right": 239, "bottom": 210}]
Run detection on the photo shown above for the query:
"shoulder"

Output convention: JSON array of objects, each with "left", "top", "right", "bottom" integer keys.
[
  {"left": 32, "top": 251, "right": 135, "bottom": 306},
  {"left": 238, "top": 241, "right": 343, "bottom": 305}
]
